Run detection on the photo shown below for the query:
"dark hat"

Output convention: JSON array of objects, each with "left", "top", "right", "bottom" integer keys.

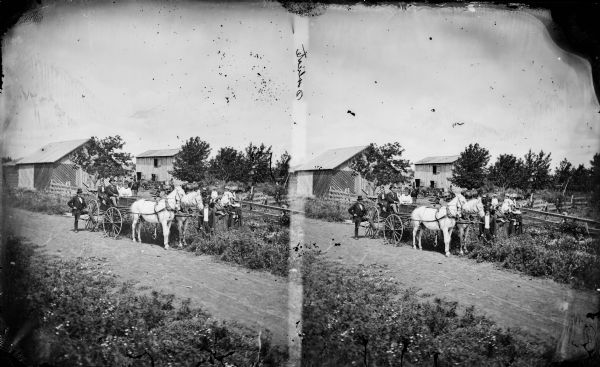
[
  {"left": 109, "top": 178, "right": 115, "bottom": 183},
  {"left": 357, "top": 195, "right": 363, "bottom": 201},
  {"left": 77, "top": 188, "right": 83, "bottom": 194}
]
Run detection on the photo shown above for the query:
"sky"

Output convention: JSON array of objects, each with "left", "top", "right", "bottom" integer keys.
[{"left": 2, "top": 1, "right": 599, "bottom": 169}]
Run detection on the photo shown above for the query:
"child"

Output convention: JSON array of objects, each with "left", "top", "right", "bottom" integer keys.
[{"left": 67, "top": 188, "right": 87, "bottom": 232}]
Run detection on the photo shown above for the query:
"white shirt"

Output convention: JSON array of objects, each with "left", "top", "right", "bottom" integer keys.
[
  {"left": 491, "top": 198, "right": 499, "bottom": 207},
  {"left": 210, "top": 190, "right": 219, "bottom": 202},
  {"left": 399, "top": 194, "right": 413, "bottom": 205},
  {"left": 220, "top": 191, "right": 235, "bottom": 206},
  {"left": 500, "top": 198, "right": 515, "bottom": 214}
]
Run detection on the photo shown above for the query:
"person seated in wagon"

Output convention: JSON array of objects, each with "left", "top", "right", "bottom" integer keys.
[
  {"left": 384, "top": 184, "right": 401, "bottom": 214},
  {"left": 105, "top": 178, "right": 119, "bottom": 207}
]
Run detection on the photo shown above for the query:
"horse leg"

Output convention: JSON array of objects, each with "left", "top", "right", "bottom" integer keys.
[
  {"left": 132, "top": 215, "right": 138, "bottom": 242},
  {"left": 162, "top": 220, "right": 170, "bottom": 250},
  {"left": 418, "top": 227, "right": 423, "bottom": 250},
  {"left": 443, "top": 228, "right": 451, "bottom": 257},
  {"left": 412, "top": 222, "right": 418, "bottom": 250},
  {"left": 179, "top": 219, "right": 186, "bottom": 248},
  {"left": 137, "top": 217, "right": 143, "bottom": 242}
]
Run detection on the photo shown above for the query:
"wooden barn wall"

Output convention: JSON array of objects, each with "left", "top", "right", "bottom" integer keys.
[
  {"left": 414, "top": 163, "right": 454, "bottom": 189},
  {"left": 34, "top": 164, "right": 55, "bottom": 190},
  {"left": 330, "top": 170, "right": 356, "bottom": 193},
  {"left": 52, "top": 163, "right": 77, "bottom": 186},
  {"left": 312, "top": 171, "right": 332, "bottom": 197},
  {"left": 2, "top": 166, "right": 18, "bottom": 188},
  {"left": 136, "top": 157, "right": 176, "bottom": 181}
]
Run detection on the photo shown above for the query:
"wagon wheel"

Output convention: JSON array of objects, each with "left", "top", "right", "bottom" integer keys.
[
  {"left": 364, "top": 206, "right": 380, "bottom": 238},
  {"left": 85, "top": 199, "right": 100, "bottom": 231},
  {"left": 383, "top": 213, "right": 404, "bottom": 245},
  {"left": 103, "top": 207, "right": 123, "bottom": 238}
]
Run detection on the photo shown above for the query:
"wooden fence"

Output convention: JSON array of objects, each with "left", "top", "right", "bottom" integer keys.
[
  {"left": 326, "top": 188, "right": 356, "bottom": 202},
  {"left": 529, "top": 195, "right": 590, "bottom": 212},
  {"left": 46, "top": 180, "right": 78, "bottom": 195},
  {"left": 521, "top": 207, "right": 600, "bottom": 235}
]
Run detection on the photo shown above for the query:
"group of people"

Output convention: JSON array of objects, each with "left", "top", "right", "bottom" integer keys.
[{"left": 347, "top": 184, "right": 523, "bottom": 240}]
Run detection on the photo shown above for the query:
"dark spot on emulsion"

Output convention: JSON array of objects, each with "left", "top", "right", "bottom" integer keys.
[
  {"left": 347, "top": 110, "right": 356, "bottom": 116},
  {"left": 431, "top": 108, "right": 436, "bottom": 112},
  {"left": 429, "top": 37, "right": 432, "bottom": 40}
]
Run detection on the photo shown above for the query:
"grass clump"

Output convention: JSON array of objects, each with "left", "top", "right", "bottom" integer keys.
[
  {"left": 301, "top": 250, "right": 552, "bottom": 366},
  {"left": 1, "top": 236, "right": 287, "bottom": 366}
]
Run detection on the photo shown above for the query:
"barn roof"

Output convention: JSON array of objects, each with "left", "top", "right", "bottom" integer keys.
[
  {"left": 136, "top": 149, "right": 180, "bottom": 158},
  {"left": 17, "top": 139, "right": 90, "bottom": 165},
  {"left": 414, "top": 155, "right": 460, "bottom": 165},
  {"left": 294, "top": 145, "right": 368, "bottom": 171}
]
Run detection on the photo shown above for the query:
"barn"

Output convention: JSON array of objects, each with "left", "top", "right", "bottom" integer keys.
[
  {"left": 135, "top": 149, "right": 180, "bottom": 182},
  {"left": 289, "top": 146, "right": 375, "bottom": 197},
  {"left": 413, "top": 155, "right": 459, "bottom": 190},
  {"left": 4, "top": 139, "right": 92, "bottom": 190}
]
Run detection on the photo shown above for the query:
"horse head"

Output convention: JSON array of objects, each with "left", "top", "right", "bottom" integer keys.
[{"left": 166, "top": 186, "right": 185, "bottom": 211}]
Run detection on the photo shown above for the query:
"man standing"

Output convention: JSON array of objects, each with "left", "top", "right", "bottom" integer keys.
[
  {"left": 348, "top": 195, "right": 367, "bottom": 239},
  {"left": 131, "top": 179, "right": 140, "bottom": 196},
  {"left": 67, "top": 188, "right": 87, "bottom": 232}
]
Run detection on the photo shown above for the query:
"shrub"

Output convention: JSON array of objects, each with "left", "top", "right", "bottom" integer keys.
[
  {"left": 303, "top": 198, "right": 352, "bottom": 222},
  {"left": 186, "top": 225, "right": 289, "bottom": 277},
  {"left": 468, "top": 227, "right": 600, "bottom": 289},
  {"left": 3, "top": 187, "right": 84, "bottom": 215},
  {"left": 301, "top": 251, "right": 551, "bottom": 366},
  {"left": 2, "top": 236, "right": 287, "bottom": 366}
]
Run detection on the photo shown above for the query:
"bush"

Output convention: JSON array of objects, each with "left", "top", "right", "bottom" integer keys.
[
  {"left": 2, "top": 236, "right": 287, "bottom": 366},
  {"left": 4, "top": 187, "right": 82, "bottom": 215},
  {"left": 301, "top": 251, "right": 551, "bottom": 366},
  {"left": 186, "top": 225, "right": 289, "bottom": 277},
  {"left": 468, "top": 227, "right": 600, "bottom": 289},
  {"left": 303, "top": 198, "right": 353, "bottom": 222}
]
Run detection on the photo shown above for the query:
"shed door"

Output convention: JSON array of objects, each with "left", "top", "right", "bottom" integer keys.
[{"left": 18, "top": 165, "right": 35, "bottom": 189}]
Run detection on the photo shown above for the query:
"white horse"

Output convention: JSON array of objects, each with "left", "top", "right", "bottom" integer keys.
[
  {"left": 455, "top": 198, "right": 486, "bottom": 254},
  {"left": 411, "top": 195, "right": 466, "bottom": 257},
  {"left": 174, "top": 190, "right": 205, "bottom": 248},
  {"left": 130, "top": 186, "right": 185, "bottom": 249}
]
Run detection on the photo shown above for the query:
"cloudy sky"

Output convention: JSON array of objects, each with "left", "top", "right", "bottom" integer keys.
[{"left": 2, "top": 1, "right": 599, "bottom": 168}]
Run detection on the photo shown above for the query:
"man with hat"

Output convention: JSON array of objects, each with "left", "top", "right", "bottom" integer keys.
[
  {"left": 348, "top": 195, "right": 368, "bottom": 239},
  {"left": 105, "top": 178, "right": 119, "bottom": 207},
  {"left": 67, "top": 188, "right": 87, "bottom": 232}
]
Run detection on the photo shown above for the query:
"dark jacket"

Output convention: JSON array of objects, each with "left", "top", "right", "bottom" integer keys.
[
  {"left": 131, "top": 181, "right": 140, "bottom": 191},
  {"left": 348, "top": 201, "right": 367, "bottom": 218},
  {"left": 385, "top": 191, "right": 399, "bottom": 204},
  {"left": 105, "top": 184, "right": 118, "bottom": 197},
  {"left": 68, "top": 195, "right": 87, "bottom": 212}
]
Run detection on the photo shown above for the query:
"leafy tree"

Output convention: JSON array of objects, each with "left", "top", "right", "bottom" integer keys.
[
  {"left": 522, "top": 149, "right": 552, "bottom": 191},
  {"left": 170, "top": 137, "right": 211, "bottom": 182},
  {"left": 554, "top": 158, "right": 573, "bottom": 189},
  {"left": 570, "top": 164, "right": 591, "bottom": 192},
  {"left": 349, "top": 142, "right": 411, "bottom": 186},
  {"left": 71, "top": 136, "right": 133, "bottom": 179},
  {"left": 274, "top": 151, "right": 291, "bottom": 182},
  {"left": 2, "top": 156, "right": 13, "bottom": 163},
  {"left": 243, "top": 142, "right": 273, "bottom": 184},
  {"left": 449, "top": 143, "right": 490, "bottom": 189},
  {"left": 488, "top": 154, "right": 525, "bottom": 190},
  {"left": 591, "top": 153, "right": 600, "bottom": 204},
  {"left": 208, "top": 147, "right": 246, "bottom": 182}
]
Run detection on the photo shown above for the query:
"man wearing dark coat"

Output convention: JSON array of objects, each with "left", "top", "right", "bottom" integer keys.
[
  {"left": 67, "top": 188, "right": 87, "bottom": 232},
  {"left": 348, "top": 196, "right": 368, "bottom": 239},
  {"left": 385, "top": 185, "right": 400, "bottom": 214},
  {"left": 105, "top": 179, "right": 119, "bottom": 207}
]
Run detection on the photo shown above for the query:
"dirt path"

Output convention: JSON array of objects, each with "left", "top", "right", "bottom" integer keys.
[
  {"left": 297, "top": 216, "right": 600, "bottom": 348},
  {"left": 5, "top": 208, "right": 289, "bottom": 345}
]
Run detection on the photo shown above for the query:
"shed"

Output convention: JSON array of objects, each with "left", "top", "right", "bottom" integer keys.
[
  {"left": 289, "top": 146, "right": 374, "bottom": 197},
  {"left": 135, "top": 149, "right": 180, "bottom": 182},
  {"left": 413, "top": 155, "right": 459, "bottom": 190},
  {"left": 12, "top": 139, "right": 91, "bottom": 190}
]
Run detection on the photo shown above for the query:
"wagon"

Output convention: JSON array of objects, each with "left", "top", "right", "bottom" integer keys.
[
  {"left": 362, "top": 201, "right": 417, "bottom": 245},
  {"left": 85, "top": 196, "right": 140, "bottom": 237}
]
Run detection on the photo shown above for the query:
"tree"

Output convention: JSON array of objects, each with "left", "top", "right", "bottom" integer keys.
[
  {"left": 449, "top": 143, "right": 490, "bottom": 189},
  {"left": 243, "top": 142, "right": 273, "bottom": 184},
  {"left": 591, "top": 153, "right": 600, "bottom": 204},
  {"left": 2, "top": 157, "right": 13, "bottom": 163},
  {"left": 488, "top": 154, "right": 525, "bottom": 189},
  {"left": 570, "top": 164, "right": 591, "bottom": 192},
  {"left": 208, "top": 147, "right": 246, "bottom": 182},
  {"left": 274, "top": 151, "right": 291, "bottom": 182},
  {"left": 170, "top": 137, "right": 211, "bottom": 182},
  {"left": 522, "top": 149, "right": 552, "bottom": 191},
  {"left": 554, "top": 158, "right": 574, "bottom": 189},
  {"left": 349, "top": 142, "right": 411, "bottom": 186},
  {"left": 71, "top": 136, "right": 133, "bottom": 179}
]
